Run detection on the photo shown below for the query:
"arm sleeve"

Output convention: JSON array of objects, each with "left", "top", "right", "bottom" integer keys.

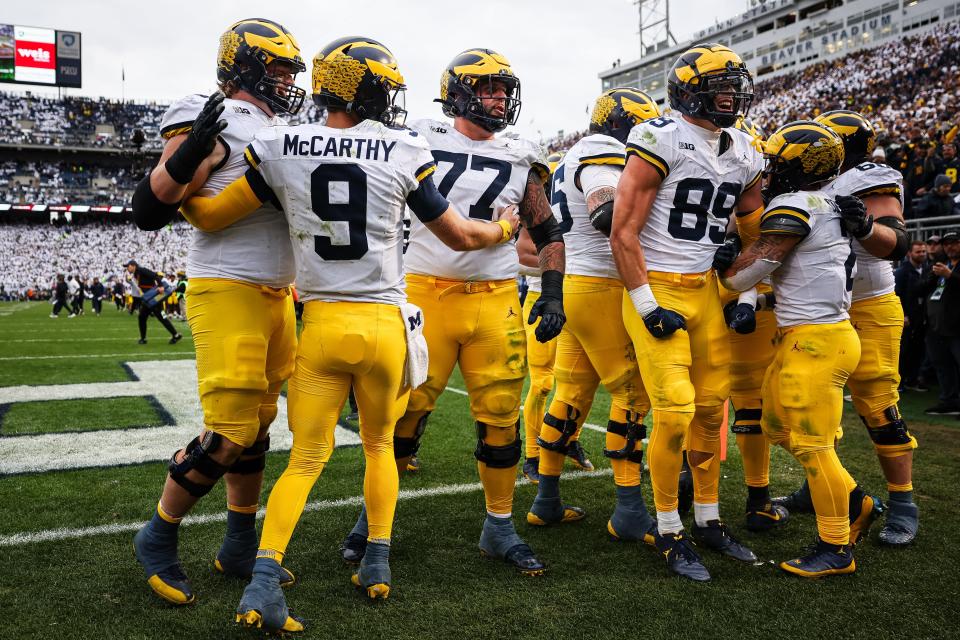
[
  {"left": 406, "top": 171, "right": 449, "bottom": 223},
  {"left": 180, "top": 169, "right": 267, "bottom": 232}
]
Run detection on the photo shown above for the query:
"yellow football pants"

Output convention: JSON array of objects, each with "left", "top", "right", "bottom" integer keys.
[
  {"left": 397, "top": 274, "right": 527, "bottom": 516},
  {"left": 259, "top": 301, "right": 409, "bottom": 554},
  {"left": 522, "top": 290, "right": 557, "bottom": 459},
  {"left": 538, "top": 276, "right": 649, "bottom": 486},
  {"left": 762, "top": 321, "right": 861, "bottom": 545},
  {"left": 186, "top": 278, "right": 296, "bottom": 448},
  {"left": 622, "top": 270, "right": 730, "bottom": 513},
  {"left": 721, "top": 283, "right": 777, "bottom": 489},
  {"left": 848, "top": 292, "right": 917, "bottom": 458}
]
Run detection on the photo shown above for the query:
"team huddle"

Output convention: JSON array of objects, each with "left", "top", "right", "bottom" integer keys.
[{"left": 128, "top": 18, "right": 919, "bottom": 633}]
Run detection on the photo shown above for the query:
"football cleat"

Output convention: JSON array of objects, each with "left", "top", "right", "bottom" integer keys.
[
  {"left": 654, "top": 531, "right": 711, "bottom": 582},
  {"left": 236, "top": 557, "right": 304, "bottom": 634},
  {"left": 691, "top": 520, "right": 758, "bottom": 563},
  {"left": 169, "top": 333, "right": 183, "bottom": 344},
  {"left": 678, "top": 453, "right": 694, "bottom": 517},
  {"left": 214, "top": 529, "right": 296, "bottom": 587},
  {"left": 772, "top": 480, "right": 814, "bottom": 514},
  {"left": 522, "top": 456, "right": 540, "bottom": 484},
  {"left": 133, "top": 525, "right": 195, "bottom": 605},
  {"left": 607, "top": 485, "right": 657, "bottom": 546},
  {"left": 779, "top": 538, "right": 855, "bottom": 578},
  {"left": 340, "top": 533, "right": 367, "bottom": 565},
  {"left": 406, "top": 453, "right": 420, "bottom": 473},
  {"left": 849, "top": 488, "right": 884, "bottom": 545},
  {"left": 350, "top": 542, "right": 391, "bottom": 600},
  {"left": 565, "top": 441, "right": 594, "bottom": 471},
  {"left": 526, "top": 497, "right": 586, "bottom": 526},
  {"left": 478, "top": 516, "right": 546, "bottom": 576},
  {"left": 879, "top": 500, "right": 918, "bottom": 546},
  {"left": 745, "top": 502, "right": 790, "bottom": 532}
]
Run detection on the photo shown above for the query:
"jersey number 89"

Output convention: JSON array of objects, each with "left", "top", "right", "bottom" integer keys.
[{"left": 668, "top": 177, "right": 740, "bottom": 244}]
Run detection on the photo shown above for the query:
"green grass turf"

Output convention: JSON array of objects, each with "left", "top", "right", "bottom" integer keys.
[
  {"left": 0, "top": 301, "right": 956, "bottom": 640},
  {"left": 0, "top": 396, "right": 164, "bottom": 435}
]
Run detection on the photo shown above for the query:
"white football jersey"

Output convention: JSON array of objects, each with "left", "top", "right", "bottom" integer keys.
[
  {"left": 160, "top": 95, "right": 295, "bottom": 288},
  {"left": 764, "top": 190, "right": 856, "bottom": 327},
  {"left": 625, "top": 117, "right": 763, "bottom": 273},
  {"left": 246, "top": 119, "right": 439, "bottom": 305},
  {"left": 824, "top": 162, "right": 903, "bottom": 302},
  {"left": 551, "top": 134, "right": 624, "bottom": 279},
  {"left": 404, "top": 119, "right": 548, "bottom": 280}
]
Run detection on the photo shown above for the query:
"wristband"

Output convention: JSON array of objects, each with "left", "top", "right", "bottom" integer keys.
[
  {"left": 540, "top": 269, "right": 563, "bottom": 299},
  {"left": 496, "top": 219, "right": 514, "bottom": 244},
  {"left": 628, "top": 284, "right": 658, "bottom": 318},
  {"left": 737, "top": 288, "right": 758, "bottom": 310}
]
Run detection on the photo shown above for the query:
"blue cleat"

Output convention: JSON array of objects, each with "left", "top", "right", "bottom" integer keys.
[
  {"left": 654, "top": 530, "right": 711, "bottom": 582},
  {"left": 772, "top": 480, "right": 814, "bottom": 514},
  {"left": 691, "top": 520, "right": 758, "bottom": 563},
  {"left": 522, "top": 456, "right": 540, "bottom": 484},
  {"left": 235, "top": 557, "right": 304, "bottom": 634},
  {"left": 780, "top": 538, "right": 855, "bottom": 578},
  {"left": 526, "top": 498, "right": 586, "bottom": 526},
  {"left": 879, "top": 500, "right": 918, "bottom": 546},
  {"left": 340, "top": 506, "right": 368, "bottom": 564},
  {"left": 133, "top": 521, "right": 195, "bottom": 605},
  {"left": 479, "top": 515, "right": 546, "bottom": 576},
  {"left": 745, "top": 502, "right": 790, "bottom": 532},
  {"left": 607, "top": 486, "right": 657, "bottom": 546},
  {"left": 350, "top": 542, "right": 391, "bottom": 599},
  {"left": 849, "top": 488, "right": 884, "bottom": 545},
  {"left": 405, "top": 454, "right": 421, "bottom": 473},
  {"left": 215, "top": 529, "right": 296, "bottom": 587},
  {"left": 678, "top": 453, "right": 694, "bottom": 517},
  {"left": 565, "top": 441, "right": 594, "bottom": 471}
]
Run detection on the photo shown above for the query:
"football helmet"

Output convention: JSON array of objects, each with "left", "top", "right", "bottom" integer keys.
[
  {"left": 814, "top": 110, "right": 877, "bottom": 171},
  {"left": 762, "top": 121, "right": 845, "bottom": 199},
  {"left": 667, "top": 43, "right": 753, "bottom": 128},
  {"left": 438, "top": 49, "right": 521, "bottom": 132},
  {"left": 546, "top": 151, "right": 564, "bottom": 173},
  {"left": 588, "top": 88, "right": 660, "bottom": 144},
  {"left": 312, "top": 36, "right": 407, "bottom": 127},
  {"left": 216, "top": 19, "right": 306, "bottom": 116}
]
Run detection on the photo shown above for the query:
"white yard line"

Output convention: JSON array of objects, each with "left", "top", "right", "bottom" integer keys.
[
  {"left": 0, "top": 352, "right": 193, "bottom": 361},
  {"left": 445, "top": 386, "right": 606, "bottom": 434},
  {"left": 0, "top": 468, "right": 613, "bottom": 547},
  {"left": 4, "top": 336, "right": 194, "bottom": 344}
]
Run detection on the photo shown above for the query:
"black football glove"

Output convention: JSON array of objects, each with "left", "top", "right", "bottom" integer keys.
[
  {"left": 712, "top": 233, "right": 742, "bottom": 273},
  {"left": 164, "top": 91, "right": 228, "bottom": 185},
  {"left": 723, "top": 299, "right": 757, "bottom": 334},
  {"left": 835, "top": 194, "right": 873, "bottom": 239},
  {"left": 643, "top": 307, "right": 687, "bottom": 339},
  {"left": 528, "top": 270, "right": 566, "bottom": 342}
]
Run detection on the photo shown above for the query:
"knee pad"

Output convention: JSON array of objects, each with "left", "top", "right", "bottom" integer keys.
[
  {"left": 471, "top": 376, "right": 524, "bottom": 424},
  {"left": 228, "top": 436, "right": 270, "bottom": 474},
  {"left": 537, "top": 404, "right": 581, "bottom": 454},
  {"left": 788, "top": 432, "right": 834, "bottom": 460},
  {"left": 603, "top": 410, "right": 646, "bottom": 464},
  {"left": 168, "top": 432, "right": 231, "bottom": 497},
  {"left": 861, "top": 407, "right": 917, "bottom": 457},
  {"left": 658, "top": 375, "right": 696, "bottom": 409},
  {"left": 731, "top": 407, "right": 763, "bottom": 435},
  {"left": 474, "top": 421, "right": 521, "bottom": 468},
  {"left": 394, "top": 411, "right": 430, "bottom": 458}
]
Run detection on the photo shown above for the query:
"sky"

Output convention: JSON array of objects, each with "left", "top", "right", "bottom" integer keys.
[{"left": 3, "top": 0, "right": 739, "bottom": 142}]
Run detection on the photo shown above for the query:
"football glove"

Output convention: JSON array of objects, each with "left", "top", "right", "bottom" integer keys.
[
  {"left": 528, "top": 270, "right": 565, "bottom": 342},
  {"left": 723, "top": 300, "right": 757, "bottom": 334},
  {"left": 643, "top": 307, "right": 687, "bottom": 339},
  {"left": 712, "top": 233, "right": 742, "bottom": 273},
  {"left": 835, "top": 194, "right": 873, "bottom": 239},
  {"left": 164, "top": 91, "right": 228, "bottom": 185}
]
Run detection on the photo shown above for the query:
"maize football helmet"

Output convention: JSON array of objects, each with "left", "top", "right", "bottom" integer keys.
[
  {"left": 667, "top": 43, "right": 753, "bottom": 128},
  {"left": 762, "top": 121, "right": 845, "bottom": 200},
  {"left": 814, "top": 110, "right": 877, "bottom": 171},
  {"left": 216, "top": 18, "right": 306, "bottom": 116},
  {"left": 588, "top": 88, "right": 660, "bottom": 144},
  {"left": 438, "top": 49, "right": 521, "bottom": 133},
  {"left": 312, "top": 36, "right": 407, "bottom": 127}
]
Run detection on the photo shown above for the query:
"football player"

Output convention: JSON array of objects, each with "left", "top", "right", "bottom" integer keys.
[
  {"left": 519, "top": 151, "right": 593, "bottom": 484},
  {"left": 129, "top": 18, "right": 306, "bottom": 606},
  {"left": 721, "top": 121, "right": 871, "bottom": 577},
  {"left": 610, "top": 43, "right": 762, "bottom": 581},
  {"left": 771, "top": 110, "right": 912, "bottom": 545},
  {"left": 341, "top": 48, "right": 566, "bottom": 576},
  {"left": 718, "top": 117, "right": 789, "bottom": 533},
  {"left": 527, "top": 88, "right": 658, "bottom": 542},
  {"left": 181, "top": 36, "right": 520, "bottom": 631}
]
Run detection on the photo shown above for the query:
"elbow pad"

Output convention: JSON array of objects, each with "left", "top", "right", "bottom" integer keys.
[
  {"left": 589, "top": 200, "right": 614, "bottom": 238},
  {"left": 875, "top": 217, "right": 909, "bottom": 261},
  {"left": 132, "top": 172, "right": 181, "bottom": 231},
  {"left": 527, "top": 214, "right": 565, "bottom": 252}
]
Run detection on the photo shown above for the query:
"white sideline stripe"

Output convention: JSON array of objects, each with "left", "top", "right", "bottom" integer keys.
[
  {"left": 0, "top": 468, "right": 613, "bottom": 547},
  {"left": 5, "top": 336, "right": 194, "bottom": 344},
  {"left": 445, "top": 386, "right": 605, "bottom": 434},
  {"left": 0, "top": 352, "right": 193, "bottom": 361}
]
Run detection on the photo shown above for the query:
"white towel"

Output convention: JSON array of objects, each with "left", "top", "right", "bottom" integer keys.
[{"left": 401, "top": 303, "right": 429, "bottom": 389}]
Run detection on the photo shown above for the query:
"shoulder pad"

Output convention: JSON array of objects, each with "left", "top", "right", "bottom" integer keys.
[
  {"left": 761, "top": 193, "right": 812, "bottom": 237},
  {"left": 625, "top": 119, "right": 675, "bottom": 180},
  {"left": 835, "top": 162, "right": 904, "bottom": 200},
  {"left": 160, "top": 94, "right": 207, "bottom": 139},
  {"left": 409, "top": 118, "right": 449, "bottom": 136},
  {"left": 578, "top": 134, "right": 626, "bottom": 164}
]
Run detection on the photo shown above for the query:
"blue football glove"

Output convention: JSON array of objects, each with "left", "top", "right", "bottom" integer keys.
[
  {"left": 643, "top": 307, "right": 687, "bottom": 339},
  {"left": 723, "top": 300, "right": 757, "bottom": 334},
  {"left": 712, "top": 233, "right": 742, "bottom": 273}
]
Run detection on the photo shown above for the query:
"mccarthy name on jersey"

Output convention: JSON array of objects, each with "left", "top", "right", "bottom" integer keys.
[
  {"left": 244, "top": 119, "right": 444, "bottom": 305},
  {"left": 404, "top": 119, "right": 547, "bottom": 281},
  {"left": 626, "top": 116, "right": 763, "bottom": 274},
  {"left": 160, "top": 94, "right": 295, "bottom": 288},
  {"left": 825, "top": 161, "right": 904, "bottom": 303}
]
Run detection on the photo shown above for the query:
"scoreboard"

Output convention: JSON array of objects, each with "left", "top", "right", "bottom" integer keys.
[{"left": 0, "top": 24, "right": 81, "bottom": 88}]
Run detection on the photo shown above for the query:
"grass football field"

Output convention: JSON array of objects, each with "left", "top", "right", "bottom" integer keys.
[{"left": 0, "top": 301, "right": 956, "bottom": 640}]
